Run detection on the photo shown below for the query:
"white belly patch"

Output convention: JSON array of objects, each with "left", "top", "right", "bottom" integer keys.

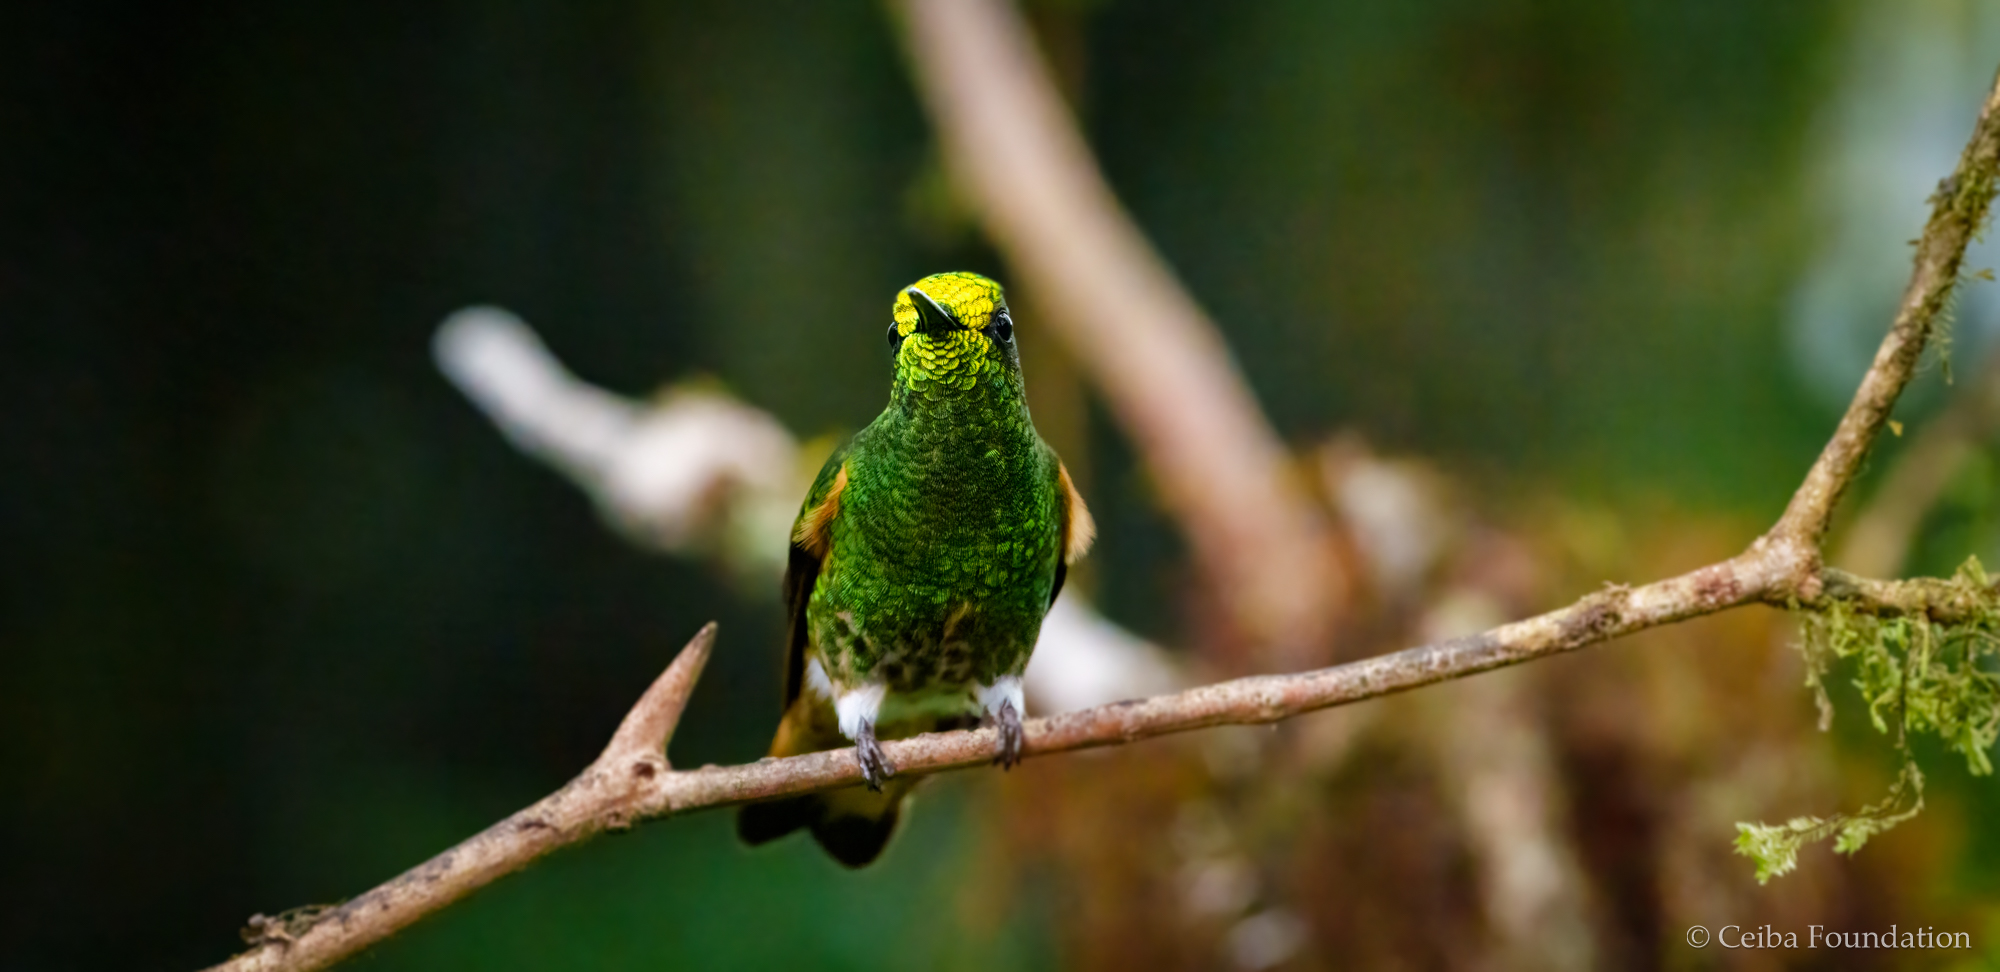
[{"left": 811, "top": 658, "right": 1021, "bottom": 741}]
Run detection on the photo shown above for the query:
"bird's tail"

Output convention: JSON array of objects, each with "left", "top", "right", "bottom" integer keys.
[{"left": 735, "top": 694, "right": 912, "bottom": 868}]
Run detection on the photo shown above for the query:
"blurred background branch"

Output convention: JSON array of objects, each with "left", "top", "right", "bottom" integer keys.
[
  {"left": 432, "top": 305, "right": 1183, "bottom": 714},
  {"left": 894, "top": 0, "right": 1350, "bottom": 667}
]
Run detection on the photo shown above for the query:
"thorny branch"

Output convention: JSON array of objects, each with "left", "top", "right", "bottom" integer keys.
[
  {"left": 215, "top": 623, "right": 718, "bottom": 972},
  {"left": 201, "top": 42, "right": 2000, "bottom": 972}
]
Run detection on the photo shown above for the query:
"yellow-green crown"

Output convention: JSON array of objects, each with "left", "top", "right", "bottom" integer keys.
[{"left": 893, "top": 271, "right": 1005, "bottom": 337}]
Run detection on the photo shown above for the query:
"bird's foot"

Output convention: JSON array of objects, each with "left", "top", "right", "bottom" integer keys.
[
  {"left": 990, "top": 699, "right": 1024, "bottom": 771},
  {"left": 854, "top": 722, "right": 894, "bottom": 791}
]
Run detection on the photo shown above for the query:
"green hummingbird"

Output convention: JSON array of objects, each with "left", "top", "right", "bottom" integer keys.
[{"left": 736, "top": 271, "right": 1092, "bottom": 867}]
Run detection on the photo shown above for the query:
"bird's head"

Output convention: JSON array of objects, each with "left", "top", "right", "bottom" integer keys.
[{"left": 887, "top": 271, "right": 1021, "bottom": 403}]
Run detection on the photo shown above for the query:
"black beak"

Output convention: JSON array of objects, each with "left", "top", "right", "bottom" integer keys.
[{"left": 907, "top": 287, "right": 958, "bottom": 337}]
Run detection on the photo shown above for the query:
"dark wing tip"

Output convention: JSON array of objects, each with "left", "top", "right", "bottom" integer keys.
[
  {"left": 811, "top": 809, "right": 901, "bottom": 868},
  {"left": 737, "top": 797, "right": 815, "bottom": 847}
]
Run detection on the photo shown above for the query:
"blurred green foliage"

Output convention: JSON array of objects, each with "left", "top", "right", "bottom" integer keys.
[{"left": 1089, "top": 0, "right": 1835, "bottom": 507}]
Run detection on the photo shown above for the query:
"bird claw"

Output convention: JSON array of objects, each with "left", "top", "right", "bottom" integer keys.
[
  {"left": 991, "top": 699, "right": 1024, "bottom": 770},
  {"left": 854, "top": 722, "right": 894, "bottom": 791}
]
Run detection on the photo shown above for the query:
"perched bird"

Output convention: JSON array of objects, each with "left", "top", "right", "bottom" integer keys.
[{"left": 736, "top": 271, "right": 1092, "bottom": 867}]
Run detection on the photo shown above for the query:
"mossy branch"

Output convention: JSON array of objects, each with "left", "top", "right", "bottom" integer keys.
[{"left": 1737, "top": 558, "right": 2000, "bottom": 881}]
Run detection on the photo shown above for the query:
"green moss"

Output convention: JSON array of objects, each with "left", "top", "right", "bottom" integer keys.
[
  {"left": 1735, "top": 760, "right": 1925, "bottom": 885},
  {"left": 1738, "top": 558, "right": 2000, "bottom": 883}
]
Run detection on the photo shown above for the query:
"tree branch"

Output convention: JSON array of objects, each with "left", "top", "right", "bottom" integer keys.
[
  {"left": 1772, "top": 73, "right": 2000, "bottom": 553},
  {"left": 214, "top": 624, "right": 716, "bottom": 972},
  {"left": 202, "top": 47, "right": 2000, "bottom": 972},
  {"left": 1812, "top": 567, "right": 2000, "bottom": 624}
]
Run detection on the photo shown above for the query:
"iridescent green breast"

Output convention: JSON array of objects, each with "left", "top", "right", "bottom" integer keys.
[{"left": 807, "top": 388, "right": 1063, "bottom": 695}]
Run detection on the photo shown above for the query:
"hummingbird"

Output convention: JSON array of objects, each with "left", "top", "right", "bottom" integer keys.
[{"left": 735, "top": 271, "right": 1092, "bottom": 867}]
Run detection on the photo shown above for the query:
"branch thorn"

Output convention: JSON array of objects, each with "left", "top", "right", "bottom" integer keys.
[{"left": 602, "top": 622, "right": 716, "bottom": 766}]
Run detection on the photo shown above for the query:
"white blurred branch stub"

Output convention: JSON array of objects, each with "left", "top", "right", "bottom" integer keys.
[{"left": 433, "top": 304, "right": 1181, "bottom": 711}]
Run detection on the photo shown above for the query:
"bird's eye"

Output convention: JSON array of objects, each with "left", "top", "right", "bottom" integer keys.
[{"left": 989, "top": 308, "right": 1014, "bottom": 343}]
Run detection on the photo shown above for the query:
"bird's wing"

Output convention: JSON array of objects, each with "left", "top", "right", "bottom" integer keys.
[
  {"left": 782, "top": 445, "right": 850, "bottom": 708},
  {"left": 1050, "top": 461, "right": 1095, "bottom": 607}
]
